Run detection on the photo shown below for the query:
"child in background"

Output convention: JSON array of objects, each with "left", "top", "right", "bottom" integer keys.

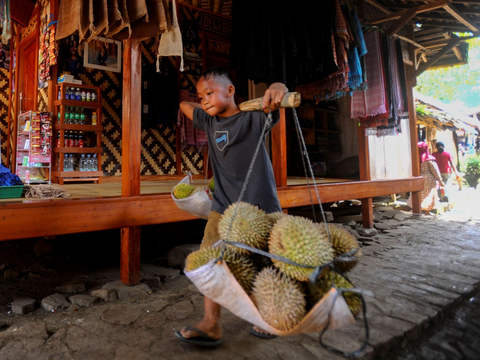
[{"left": 176, "top": 67, "right": 288, "bottom": 347}]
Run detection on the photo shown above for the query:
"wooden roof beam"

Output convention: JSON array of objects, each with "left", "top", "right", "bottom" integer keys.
[
  {"left": 443, "top": 3, "right": 479, "bottom": 31},
  {"left": 364, "top": 0, "right": 392, "bottom": 15},
  {"left": 415, "top": 36, "right": 462, "bottom": 77},
  {"left": 444, "top": 32, "right": 464, "bottom": 61},
  {"left": 386, "top": 8, "right": 418, "bottom": 36},
  {"left": 419, "top": 20, "right": 479, "bottom": 30},
  {"left": 367, "top": 0, "right": 452, "bottom": 25}
]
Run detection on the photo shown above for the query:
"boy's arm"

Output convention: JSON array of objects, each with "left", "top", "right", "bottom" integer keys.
[
  {"left": 262, "top": 82, "right": 289, "bottom": 114},
  {"left": 179, "top": 101, "right": 203, "bottom": 121}
]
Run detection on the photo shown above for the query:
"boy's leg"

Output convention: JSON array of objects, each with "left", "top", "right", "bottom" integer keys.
[
  {"left": 180, "top": 296, "right": 222, "bottom": 340},
  {"left": 180, "top": 211, "right": 223, "bottom": 340}
]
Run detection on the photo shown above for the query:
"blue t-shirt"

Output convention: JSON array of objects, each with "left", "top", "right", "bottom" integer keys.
[{"left": 193, "top": 108, "right": 282, "bottom": 214}]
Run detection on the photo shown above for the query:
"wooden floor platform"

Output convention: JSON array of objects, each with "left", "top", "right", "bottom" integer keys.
[
  {"left": 0, "top": 177, "right": 353, "bottom": 203},
  {"left": 0, "top": 175, "right": 423, "bottom": 242}
]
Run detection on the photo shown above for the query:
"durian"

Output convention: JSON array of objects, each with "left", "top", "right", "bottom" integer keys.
[
  {"left": 208, "top": 177, "right": 215, "bottom": 192},
  {"left": 218, "top": 202, "right": 272, "bottom": 255},
  {"left": 325, "top": 224, "right": 362, "bottom": 272},
  {"left": 252, "top": 267, "right": 306, "bottom": 331},
  {"left": 267, "top": 211, "right": 287, "bottom": 226},
  {"left": 173, "top": 183, "right": 196, "bottom": 199},
  {"left": 268, "top": 215, "right": 334, "bottom": 281},
  {"left": 185, "top": 247, "right": 257, "bottom": 294},
  {"left": 305, "top": 269, "right": 362, "bottom": 316}
]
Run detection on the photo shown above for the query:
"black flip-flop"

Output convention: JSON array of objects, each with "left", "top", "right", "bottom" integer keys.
[
  {"left": 174, "top": 326, "right": 222, "bottom": 347},
  {"left": 250, "top": 327, "right": 278, "bottom": 339}
]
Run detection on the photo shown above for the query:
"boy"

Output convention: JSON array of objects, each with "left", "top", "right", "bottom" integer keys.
[{"left": 175, "top": 67, "right": 288, "bottom": 347}]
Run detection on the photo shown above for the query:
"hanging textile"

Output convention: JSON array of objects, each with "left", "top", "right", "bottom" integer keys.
[
  {"left": 57, "top": 0, "right": 94, "bottom": 42},
  {"left": 351, "top": 30, "right": 387, "bottom": 119},
  {"left": 157, "top": 0, "right": 184, "bottom": 72},
  {"left": 1, "top": 0, "right": 11, "bottom": 42},
  {"left": 86, "top": 0, "right": 108, "bottom": 42},
  {"left": 113, "top": 0, "right": 170, "bottom": 40},
  {"left": 178, "top": 90, "right": 207, "bottom": 150}
]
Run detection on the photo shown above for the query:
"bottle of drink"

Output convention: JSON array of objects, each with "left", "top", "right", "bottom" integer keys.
[
  {"left": 74, "top": 107, "right": 80, "bottom": 124},
  {"left": 86, "top": 91, "right": 91, "bottom": 102},
  {"left": 81, "top": 89, "right": 86, "bottom": 101},
  {"left": 65, "top": 87, "right": 70, "bottom": 100},
  {"left": 91, "top": 112, "right": 98, "bottom": 126},
  {"left": 78, "top": 131, "right": 84, "bottom": 148},
  {"left": 91, "top": 91, "right": 97, "bottom": 102},
  {"left": 76, "top": 88, "right": 81, "bottom": 101},
  {"left": 80, "top": 108, "right": 86, "bottom": 125},
  {"left": 63, "top": 154, "right": 70, "bottom": 171},
  {"left": 86, "top": 154, "right": 92, "bottom": 171},
  {"left": 58, "top": 87, "right": 62, "bottom": 100},
  {"left": 92, "top": 154, "right": 98, "bottom": 171},
  {"left": 79, "top": 154, "right": 86, "bottom": 171},
  {"left": 56, "top": 133, "right": 61, "bottom": 147},
  {"left": 69, "top": 131, "right": 75, "bottom": 147},
  {"left": 73, "top": 131, "right": 79, "bottom": 147}
]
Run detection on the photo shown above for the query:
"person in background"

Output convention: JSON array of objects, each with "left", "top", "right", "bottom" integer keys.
[
  {"left": 432, "top": 141, "right": 458, "bottom": 184},
  {"left": 408, "top": 141, "right": 445, "bottom": 214}
]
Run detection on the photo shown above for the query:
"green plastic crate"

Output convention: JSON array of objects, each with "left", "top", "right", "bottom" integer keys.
[{"left": 0, "top": 185, "right": 24, "bottom": 199}]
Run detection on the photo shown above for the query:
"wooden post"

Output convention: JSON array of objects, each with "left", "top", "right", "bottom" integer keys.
[
  {"left": 120, "top": 39, "right": 142, "bottom": 285},
  {"left": 271, "top": 108, "right": 288, "bottom": 187},
  {"left": 406, "top": 25, "right": 422, "bottom": 214},
  {"left": 357, "top": 124, "right": 374, "bottom": 228},
  {"left": 5, "top": 21, "right": 15, "bottom": 169}
]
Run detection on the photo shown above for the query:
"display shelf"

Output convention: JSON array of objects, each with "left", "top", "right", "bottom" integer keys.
[
  {"left": 15, "top": 111, "right": 52, "bottom": 185},
  {"left": 53, "top": 83, "right": 103, "bottom": 185},
  {"left": 54, "top": 147, "right": 103, "bottom": 154}
]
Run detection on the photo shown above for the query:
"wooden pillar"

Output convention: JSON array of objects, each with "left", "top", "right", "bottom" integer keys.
[
  {"left": 5, "top": 21, "right": 15, "bottom": 169},
  {"left": 357, "top": 124, "right": 374, "bottom": 228},
  {"left": 120, "top": 39, "right": 142, "bottom": 285},
  {"left": 406, "top": 25, "right": 422, "bottom": 214},
  {"left": 271, "top": 108, "right": 288, "bottom": 187}
]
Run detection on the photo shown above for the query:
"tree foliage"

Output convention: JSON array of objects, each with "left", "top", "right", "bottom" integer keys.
[{"left": 415, "top": 37, "right": 480, "bottom": 110}]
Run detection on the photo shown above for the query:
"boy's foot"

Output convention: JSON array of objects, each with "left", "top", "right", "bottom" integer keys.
[
  {"left": 175, "top": 326, "right": 222, "bottom": 347},
  {"left": 250, "top": 326, "right": 278, "bottom": 339},
  {"left": 179, "top": 320, "right": 222, "bottom": 342}
]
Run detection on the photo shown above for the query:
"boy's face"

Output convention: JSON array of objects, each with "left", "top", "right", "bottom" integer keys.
[{"left": 196, "top": 75, "right": 234, "bottom": 117}]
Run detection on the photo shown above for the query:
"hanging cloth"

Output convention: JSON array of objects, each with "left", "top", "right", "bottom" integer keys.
[
  {"left": 156, "top": 0, "right": 184, "bottom": 72},
  {"left": 0, "top": 0, "right": 11, "bottom": 42},
  {"left": 351, "top": 31, "right": 387, "bottom": 118},
  {"left": 86, "top": 0, "right": 108, "bottom": 42},
  {"left": 56, "top": 0, "right": 94, "bottom": 42}
]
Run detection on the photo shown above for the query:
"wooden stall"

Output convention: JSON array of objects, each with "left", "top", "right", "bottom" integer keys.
[{"left": 1, "top": 0, "right": 479, "bottom": 285}]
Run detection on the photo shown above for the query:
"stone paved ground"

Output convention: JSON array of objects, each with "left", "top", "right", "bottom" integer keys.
[{"left": 0, "top": 187, "right": 479, "bottom": 359}]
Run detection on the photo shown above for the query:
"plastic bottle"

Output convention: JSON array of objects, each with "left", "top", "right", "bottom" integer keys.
[
  {"left": 80, "top": 108, "right": 86, "bottom": 125},
  {"left": 78, "top": 132, "right": 84, "bottom": 148},
  {"left": 57, "top": 133, "right": 61, "bottom": 147},
  {"left": 79, "top": 154, "right": 86, "bottom": 171},
  {"left": 73, "top": 132, "right": 79, "bottom": 147},
  {"left": 86, "top": 154, "right": 93, "bottom": 171},
  {"left": 58, "top": 88, "right": 62, "bottom": 100},
  {"left": 25, "top": 170, "right": 30, "bottom": 184},
  {"left": 65, "top": 87, "right": 70, "bottom": 100},
  {"left": 92, "top": 154, "right": 98, "bottom": 171},
  {"left": 91, "top": 112, "right": 98, "bottom": 126},
  {"left": 86, "top": 91, "right": 91, "bottom": 102},
  {"left": 76, "top": 88, "right": 81, "bottom": 101},
  {"left": 74, "top": 107, "right": 80, "bottom": 124},
  {"left": 69, "top": 131, "right": 75, "bottom": 148},
  {"left": 92, "top": 91, "right": 97, "bottom": 102},
  {"left": 81, "top": 89, "right": 86, "bottom": 101},
  {"left": 63, "top": 155, "right": 70, "bottom": 171}
]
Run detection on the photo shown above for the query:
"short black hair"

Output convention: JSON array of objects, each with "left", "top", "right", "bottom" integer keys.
[
  {"left": 436, "top": 141, "right": 445, "bottom": 152},
  {"left": 200, "top": 66, "right": 234, "bottom": 85}
]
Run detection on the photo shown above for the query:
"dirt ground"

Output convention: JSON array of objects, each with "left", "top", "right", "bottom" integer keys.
[{"left": 0, "top": 219, "right": 207, "bottom": 314}]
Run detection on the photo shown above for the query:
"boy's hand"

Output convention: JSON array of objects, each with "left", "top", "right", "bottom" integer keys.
[{"left": 262, "top": 83, "right": 288, "bottom": 113}]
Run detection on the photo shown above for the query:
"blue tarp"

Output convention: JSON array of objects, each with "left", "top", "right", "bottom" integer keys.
[{"left": 0, "top": 164, "right": 23, "bottom": 186}]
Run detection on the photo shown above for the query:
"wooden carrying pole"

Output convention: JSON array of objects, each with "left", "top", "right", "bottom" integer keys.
[
  {"left": 238, "top": 92, "right": 301, "bottom": 111},
  {"left": 121, "top": 39, "right": 142, "bottom": 285}
]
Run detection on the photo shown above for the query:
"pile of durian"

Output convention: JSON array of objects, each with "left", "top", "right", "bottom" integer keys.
[
  {"left": 185, "top": 201, "right": 363, "bottom": 331},
  {"left": 172, "top": 177, "right": 214, "bottom": 200}
]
